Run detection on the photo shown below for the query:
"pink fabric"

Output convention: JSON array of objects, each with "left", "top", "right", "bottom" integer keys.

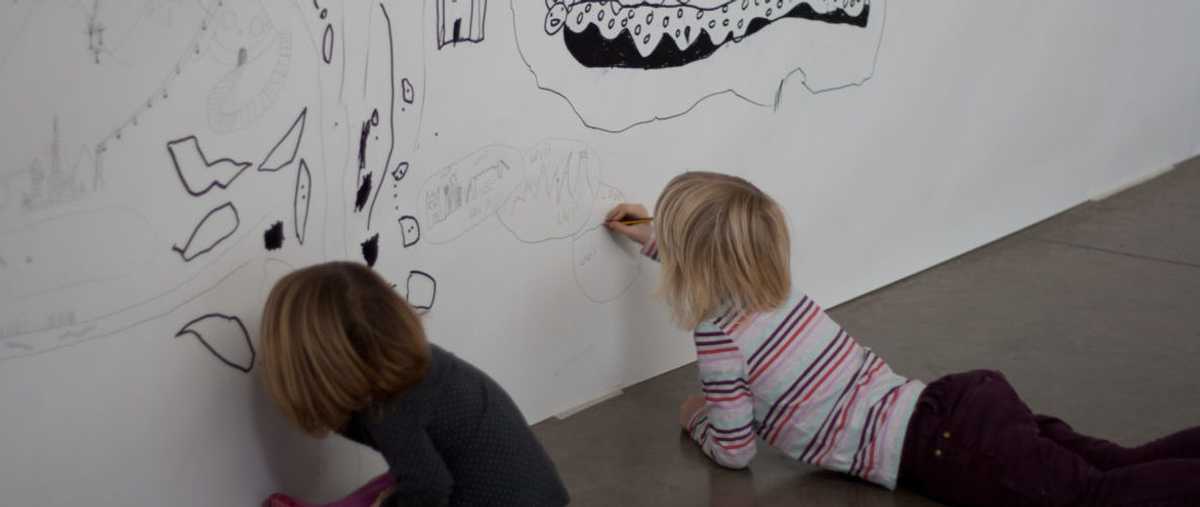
[{"left": 263, "top": 473, "right": 395, "bottom": 507}]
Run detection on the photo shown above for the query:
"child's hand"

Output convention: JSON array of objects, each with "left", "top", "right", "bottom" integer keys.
[
  {"left": 679, "top": 394, "right": 706, "bottom": 430},
  {"left": 604, "top": 203, "right": 653, "bottom": 245}
]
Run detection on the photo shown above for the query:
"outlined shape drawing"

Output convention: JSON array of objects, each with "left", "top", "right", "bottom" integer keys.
[
  {"left": 512, "top": 0, "right": 888, "bottom": 133},
  {"left": 172, "top": 202, "right": 240, "bottom": 262},
  {"left": 257, "top": 107, "right": 307, "bottom": 172},
  {"left": 419, "top": 145, "right": 524, "bottom": 244},
  {"left": 166, "top": 136, "right": 252, "bottom": 197},
  {"left": 437, "top": 0, "right": 487, "bottom": 49},
  {"left": 174, "top": 313, "right": 256, "bottom": 373},
  {"left": 399, "top": 215, "right": 420, "bottom": 248},
  {"left": 294, "top": 159, "right": 312, "bottom": 245},
  {"left": 405, "top": 270, "right": 437, "bottom": 311},
  {"left": 392, "top": 161, "right": 410, "bottom": 181}
]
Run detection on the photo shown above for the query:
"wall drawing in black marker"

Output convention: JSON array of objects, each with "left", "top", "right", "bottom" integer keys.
[
  {"left": 355, "top": 173, "right": 373, "bottom": 212},
  {"left": 172, "top": 202, "right": 240, "bottom": 262},
  {"left": 167, "top": 136, "right": 252, "bottom": 197},
  {"left": 401, "top": 79, "right": 415, "bottom": 105},
  {"left": 399, "top": 215, "right": 420, "bottom": 248},
  {"left": 205, "top": 0, "right": 293, "bottom": 133},
  {"left": 264, "top": 221, "right": 284, "bottom": 251},
  {"left": 175, "top": 313, "right": 256, "bottom": 373},
  {"left": 361, "top": 233, "right": 380, "bottom": 267},
  {"left": 512, "top": 0, "right": 887, "bottom": 132},
  {"left": 294, "top": 159, "right": 312, "bottom": 245},
  {"left": 544, "top": 0, "right": 869, "bottom": 69},
  {"left": 437, "top": 0, "right": 488, "bottom": 49},
  {"left": 405, "top": 271, "right": 437, "bottom": 311},
  {"left": 257, "top": 108, "right": 307, "bottom": 172}
]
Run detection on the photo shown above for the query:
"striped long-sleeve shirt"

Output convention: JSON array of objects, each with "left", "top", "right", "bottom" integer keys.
[{"left": 641, "top": 238, "right": 925, "bottom": 489}]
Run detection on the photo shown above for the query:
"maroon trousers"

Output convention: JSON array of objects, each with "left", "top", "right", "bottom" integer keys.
[{"left": 899, "top": 370, "right": 1200, "bottom": 506}]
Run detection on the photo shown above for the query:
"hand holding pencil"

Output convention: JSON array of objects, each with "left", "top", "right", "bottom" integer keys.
[{"left": 605, "top": 203, "right": 653, "bottom": 246}]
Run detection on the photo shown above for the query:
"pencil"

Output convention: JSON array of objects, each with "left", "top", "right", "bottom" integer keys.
[{"left": 614, "top": 217, "right": 653, "bottom": 226}]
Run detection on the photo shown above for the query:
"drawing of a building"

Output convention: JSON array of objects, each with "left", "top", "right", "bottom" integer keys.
[{"left": 436, "top": 0, "right": 487, "bottom": 49}]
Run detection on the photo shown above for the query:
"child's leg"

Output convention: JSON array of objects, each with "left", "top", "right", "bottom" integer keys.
[
  {"left": 902, "top": 371, "right": 1200, "bottom": 506},
  {"left": 1037, "top": 415, "right": 1200, "bottom": 470}
]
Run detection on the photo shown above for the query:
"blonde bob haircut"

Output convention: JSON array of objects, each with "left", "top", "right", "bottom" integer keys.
[
  {"left": 654, "top": 172, "right": 791, "bottom": 329},
  {"left": 260, "top": 261, "right": 430, "bottom": 436}
]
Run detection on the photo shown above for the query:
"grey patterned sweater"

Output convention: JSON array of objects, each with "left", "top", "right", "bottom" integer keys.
[{"left": 341, "top": 344, "right": 570, "bottom": 506}]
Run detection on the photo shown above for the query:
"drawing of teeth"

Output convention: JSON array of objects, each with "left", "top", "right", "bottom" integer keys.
[{"left": 543, "top": 0, "right": 869, "bottom": 69}]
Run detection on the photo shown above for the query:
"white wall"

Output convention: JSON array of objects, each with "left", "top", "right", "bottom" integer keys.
[{"left": 1, "top": 0, "right": 1198, "bottom": 504}]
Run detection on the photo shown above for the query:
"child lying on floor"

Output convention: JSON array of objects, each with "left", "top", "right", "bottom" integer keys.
[{"left": 605, "top": 171, "right": 1200, "bottom": 507}]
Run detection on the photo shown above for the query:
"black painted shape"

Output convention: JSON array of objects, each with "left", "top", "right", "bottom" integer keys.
[
  {"left": 264, "top": 221, "right": 284, "bottom": 250},
  {"left": 361, "top": 233, "right": 380, "bottom": 267},
  {"left": 355, "top": 173, "right": 373, "bottom": 212},
  {"left": 258, "top": 108, "right": 308, "bottom": 172}
]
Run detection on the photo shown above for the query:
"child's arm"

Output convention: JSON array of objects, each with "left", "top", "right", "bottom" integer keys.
[{"left": 683, "top": 322, "right": 757, "bottom": 469}]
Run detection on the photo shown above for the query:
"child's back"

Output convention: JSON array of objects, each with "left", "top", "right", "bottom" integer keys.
[
  {"left": 343, "top": 343, "right": 567, "bottom": 506},
  {"left": 688, "top": 292, "right": 923, "bottom": 488}
]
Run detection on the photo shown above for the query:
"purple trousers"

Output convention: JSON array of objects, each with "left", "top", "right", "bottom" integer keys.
[{"left": 898, "top": 370, "right": 1200, "bottom": 506}]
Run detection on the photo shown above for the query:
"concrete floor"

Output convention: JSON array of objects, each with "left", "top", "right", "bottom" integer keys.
[{"left": 533, "top": 157, "right": 1200, "bottom": 507}]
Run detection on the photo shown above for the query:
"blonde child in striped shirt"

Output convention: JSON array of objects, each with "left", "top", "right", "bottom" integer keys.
[{"left": 605, "top": 172, "right": 1200, "bottom": 507}]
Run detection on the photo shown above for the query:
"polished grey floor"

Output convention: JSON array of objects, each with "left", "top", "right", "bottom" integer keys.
[{"left": 533, "top": 157, "right": 1200, "bottom": 506}]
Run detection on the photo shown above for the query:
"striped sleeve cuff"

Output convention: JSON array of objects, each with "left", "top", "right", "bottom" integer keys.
[{"left": 641, "top": 237, "right": 660, "bottom": 261}]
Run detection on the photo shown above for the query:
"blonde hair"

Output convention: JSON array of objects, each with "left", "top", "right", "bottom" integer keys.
[
  {"left": 655, "top": 172, "right": 791, "bottom": 329},
  {"left": 260, "top": 261, "right": 430, "bottom": 436}
]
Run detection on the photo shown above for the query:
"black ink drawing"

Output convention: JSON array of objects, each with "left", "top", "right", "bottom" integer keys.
[
  {"left": 365, "top": 2, "right": 402, "bottom": 231},
  {"left": 172, "top": 202, "right": 240, "bottom": 262},
  {"left": 322, "top": 24, "right": 335, "bottom": 64},
  {"left": 512, "top": 0, "right": 886, "bottom": 133},
  {"left": 358, "top": 109, "right": 380, "bottom": 172},
  {"left": 391, "top": 161, "right": 410, "bottom": 182},
  {"left": 399, "top": 215, "right": 421, "bottom": 248},
  {"left": 175, "top": 313, "right": 256, "bottom": 373},
  {"left": 405, "top": 271, "right": 437, "bottom": 311},
  {"left": 167, "top": 136, "right": 253, "bottom": 197},
  {"left": 294, "top": 159, "right": 312, "bottom": 245},
  {"left": 205, "top": 0, "right": 292, "bottom": 133},
  {"left": 402, "top": 78, "right": 415, "bottom": 104},
  {"left": 257, "top": 108, "right": 307, "bottom": 172},
  {"left": 264, "top": 221, "right": 284, "bottom": 251},
  {"left": 543, "top": 0, "right": 868, "bottom": 69},
  {"left": 437, "top": 0, "right": 488, "bottom": 49},
  {"left": 361, "top": 233, "right": 380, "bottom": 267},
  {"left": 355, "top": 173, "right": 373, "bottom": 212}
]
